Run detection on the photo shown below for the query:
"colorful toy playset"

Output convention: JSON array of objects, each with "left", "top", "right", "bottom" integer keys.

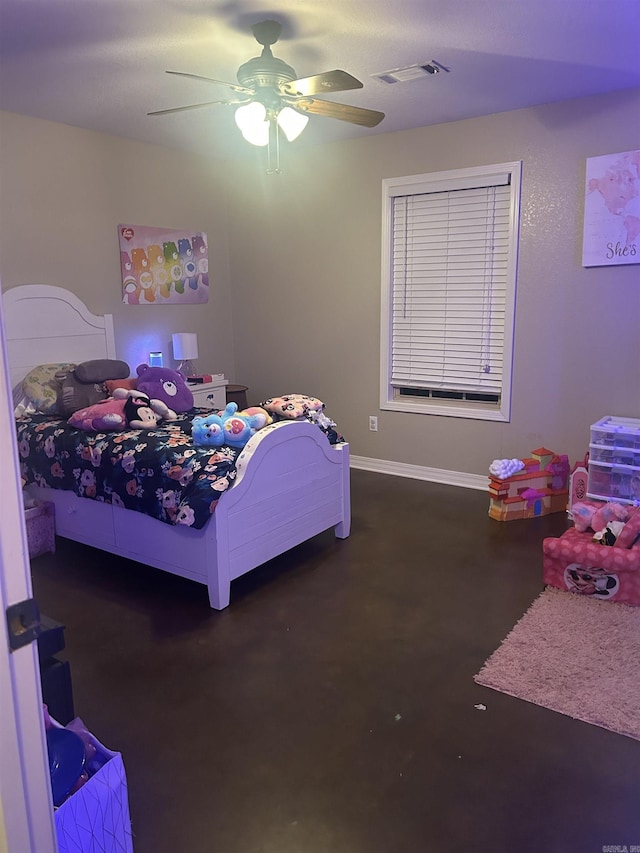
[{"left": 488, "top": 447, "right": 570, "bottom": 521}]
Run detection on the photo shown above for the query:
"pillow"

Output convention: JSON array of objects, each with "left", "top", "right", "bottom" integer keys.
[
  {"left": 105, "top": 377, "right": 137, "bottom": 395},
  {"left": 55, "top": 360, "right": 132, "bottom": 416},
  {"left": 613, "top": 509, "right": 640, "bottom": 549},
  {"left": 13, "top": 394, "right": 36, "bottom": 419},
  {"left": 74, "top": 359, "right": 129, "bottom": 383},
  {"left": 22, "top": 363, "right": 76, "bottom": 414},
  {"left": 260, "top": 394, "right": 324, "bottom": 419},
  {"left": 68, "top": 397, "right": 129, "bottom": 432},
  {"left": 57, "top": 370, "right": 109, "bottom": 416}
]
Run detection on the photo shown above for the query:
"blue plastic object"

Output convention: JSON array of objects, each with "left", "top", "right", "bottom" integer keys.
[{"left": 46, "top": 727, "right": 86, "bottom": 807}]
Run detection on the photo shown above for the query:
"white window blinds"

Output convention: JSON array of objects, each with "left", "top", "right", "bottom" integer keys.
[{"left": 390, "top": 176, "right": 512, "bottom": 396}]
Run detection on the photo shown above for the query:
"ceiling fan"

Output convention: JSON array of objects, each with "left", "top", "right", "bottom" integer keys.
[{"left": 148, "top": 19, "right": 385, "bottom": 162}]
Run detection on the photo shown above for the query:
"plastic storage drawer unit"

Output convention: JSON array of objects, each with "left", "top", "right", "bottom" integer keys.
[{"left": 588, "top": 416, "right": 640, "bottom": 505}]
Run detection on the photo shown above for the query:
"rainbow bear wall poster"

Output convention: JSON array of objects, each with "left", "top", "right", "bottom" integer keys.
[{"left": 118, "top": 223, "right": 209, "bottom": 304}]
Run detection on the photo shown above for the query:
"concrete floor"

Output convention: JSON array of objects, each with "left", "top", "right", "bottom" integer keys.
[{"left": 32, "top": 470, "right": 640, "bottom": 853}]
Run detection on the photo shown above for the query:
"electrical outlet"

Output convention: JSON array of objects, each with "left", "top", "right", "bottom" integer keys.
[{"left": 369, "top": 415, "right": 378, "bottom": 431}]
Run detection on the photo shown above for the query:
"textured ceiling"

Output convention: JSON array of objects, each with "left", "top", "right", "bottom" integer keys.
[{"left": 1, "top": 0, "right": 639, "bottom": 161}]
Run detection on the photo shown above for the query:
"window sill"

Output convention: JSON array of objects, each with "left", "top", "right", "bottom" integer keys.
[{"left": 380, "top": 397, "right": 510, "bottom": 422}]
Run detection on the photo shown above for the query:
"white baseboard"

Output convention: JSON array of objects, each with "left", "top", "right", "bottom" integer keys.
[{"left": 349, "top": 454, "right": 487, "bottom": 491}]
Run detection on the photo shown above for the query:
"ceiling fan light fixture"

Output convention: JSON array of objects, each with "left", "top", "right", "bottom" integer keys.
[
  {"left": 276, "top": 107, "right": 309, "bottom": 142},
  {"left": 235, "top": 101, "right": 269, "bottom": 146},
  {"left": 151, "top": 20, "right": 384, "bottom": 170}
]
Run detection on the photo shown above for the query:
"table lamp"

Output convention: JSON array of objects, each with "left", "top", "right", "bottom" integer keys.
[{"left": 172, "top": 332, "right": 198, "bottom": 377}]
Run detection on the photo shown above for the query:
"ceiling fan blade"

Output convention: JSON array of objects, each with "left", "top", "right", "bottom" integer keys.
[
  {"left": 148, "top": 98, "right": 246, "bottom": 117},
  {"left": 281, "top": 69, "right": 363, "bottom": 97},
  {"left": 166, "top": 70, "right": 254, "bottom": 96},
  {"left": 293, "top": 98, "right": 385, "bottom": 128}
]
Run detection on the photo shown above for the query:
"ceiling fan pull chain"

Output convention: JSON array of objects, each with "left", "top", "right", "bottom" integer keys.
[{"left": 266, "top": 118, "right": 281, "bottom": 175}]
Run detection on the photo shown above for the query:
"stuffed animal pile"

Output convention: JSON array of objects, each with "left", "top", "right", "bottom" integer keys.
[
  {"left": 570, "top": 500, "right": 640, "bottom": 547},
  {"left": 65, "top": 362, "right": 197, "bottom": 432},
  {"left": 192, "top": 403, "right": 271, "bottom": 448},
  {"left": 68, "top": 388, "right": 177, "bottom": 432}
]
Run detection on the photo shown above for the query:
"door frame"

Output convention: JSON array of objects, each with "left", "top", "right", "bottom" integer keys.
[{"left": 0, "top": 291, "right": 57, "bottom": 853}]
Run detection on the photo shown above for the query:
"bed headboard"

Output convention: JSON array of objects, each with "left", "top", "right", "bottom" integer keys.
[{"left": 2, "top": 285, "right": 116, "bottom": 390}]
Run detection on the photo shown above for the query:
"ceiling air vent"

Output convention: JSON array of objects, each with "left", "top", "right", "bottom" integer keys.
[{"left": 373, "top": 61, "right": 450, "bottom": 84}]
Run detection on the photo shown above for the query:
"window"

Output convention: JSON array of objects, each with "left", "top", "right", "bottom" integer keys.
[{"left": 380, "top": 162, "right": 522, "bottom": 421}]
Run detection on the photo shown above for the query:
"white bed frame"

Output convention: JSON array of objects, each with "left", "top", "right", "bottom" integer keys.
[{"left": 3, "top": 285, "right": 351, "bottom": 609}]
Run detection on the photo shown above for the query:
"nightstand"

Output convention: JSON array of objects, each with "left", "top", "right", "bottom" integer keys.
[
  {"left": 188, "top": 375, "right": 228, "bottom": 410},
  {"left": 226, "top": 384, "right": 248, "bottom": 410}
]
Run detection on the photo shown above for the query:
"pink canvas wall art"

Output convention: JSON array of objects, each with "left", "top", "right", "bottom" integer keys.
[
  {"left": 118, "top": 223, "right": 209, "bottom": 304},
  {"left": 582, "top": 150, "right": 640, "bottom": 268}
]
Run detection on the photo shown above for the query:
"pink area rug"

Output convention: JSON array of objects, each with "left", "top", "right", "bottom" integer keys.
[{"left": 474, "top": 588, "right": 640, "bottom": 741}]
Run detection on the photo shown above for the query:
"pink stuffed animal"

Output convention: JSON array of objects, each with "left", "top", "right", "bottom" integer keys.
[
  {"left": 570, "top": 502, "right": 596, "bottom": 532},
  {"left": 571, "top": 500, "right": 629, "bottom": 533},
  {"left": 591, "top": 502, "right": 629, "bottom": 533}
]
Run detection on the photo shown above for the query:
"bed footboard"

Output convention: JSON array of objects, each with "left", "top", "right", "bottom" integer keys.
[{"left": 210, "top": 421, "right": 350, "bottom": 608}]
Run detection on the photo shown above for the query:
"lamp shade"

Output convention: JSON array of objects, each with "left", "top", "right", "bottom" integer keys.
[
  {"left": 277, "top": 107, "right": 309, "bottom": 142},
  {"left": 235, "top": 102, "right": 270, "bottom": 147},
  {"left": 172, "top": 332, "right": 199, "bottom": 361}
]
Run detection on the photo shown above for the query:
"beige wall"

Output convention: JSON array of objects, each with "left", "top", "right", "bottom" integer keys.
[
  {"left": 0, "top": 112, "right": 236, "bottom": 381},
  {"left": 1, "top": 90, "right": 639, "bottom": 477},
  {"left": 225, "top": 88, "right": 640, "bottom": 474}
]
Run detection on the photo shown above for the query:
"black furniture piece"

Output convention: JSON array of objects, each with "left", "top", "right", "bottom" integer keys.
[
  {"left": 38, "top": 615, "right": 75, "bottom": 725},
  {"left": 226, "top": 384, "right": 248, "bottom": 410}
]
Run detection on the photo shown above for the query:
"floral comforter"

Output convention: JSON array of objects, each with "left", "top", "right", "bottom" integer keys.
[{"left": 16, "top": 411, "right": 241, "bottom": 529}]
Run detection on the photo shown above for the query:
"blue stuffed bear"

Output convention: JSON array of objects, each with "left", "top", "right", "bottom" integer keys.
[
  {"left": 192, "top": 402, "right": 265, "bottom": 448},
  {"left": 192, "top": 410, "right": 225, "bottom": 447}
]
